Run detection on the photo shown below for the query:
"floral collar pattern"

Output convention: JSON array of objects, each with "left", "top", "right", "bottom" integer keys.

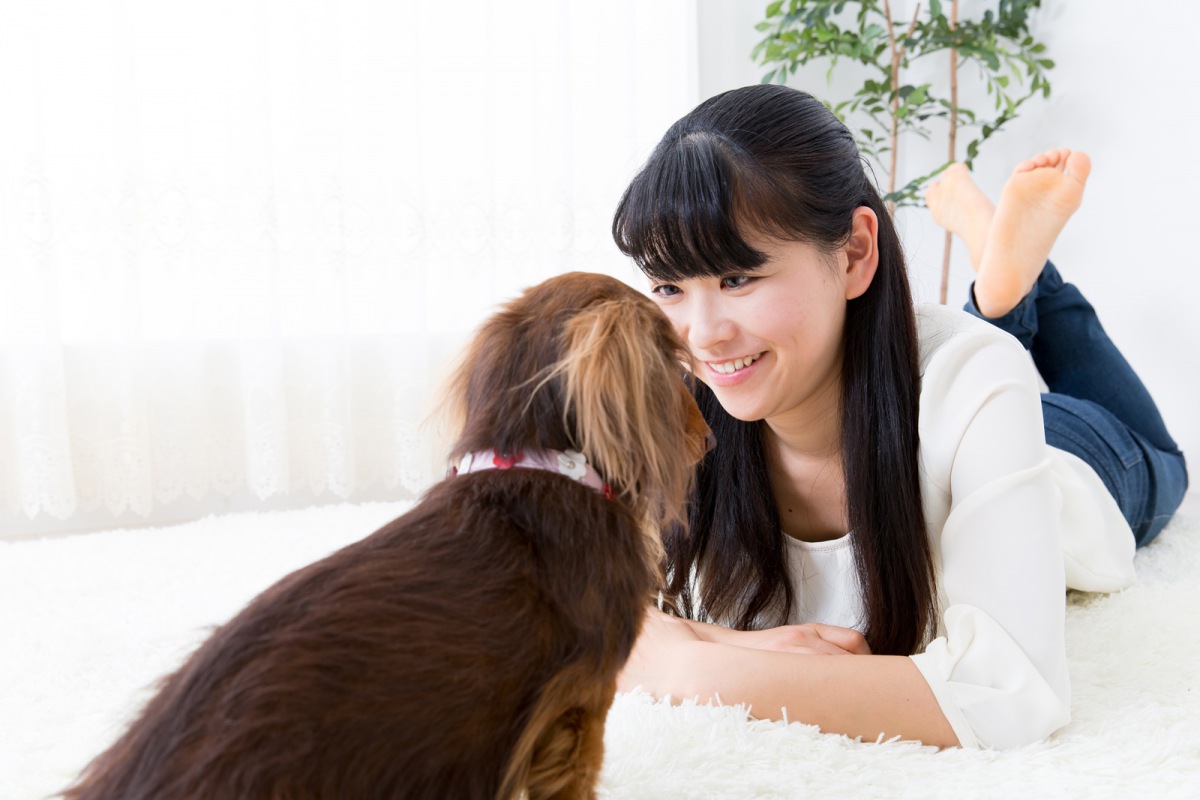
[{"left": 450, "top": 448, "right": 614, "bottom": 500}]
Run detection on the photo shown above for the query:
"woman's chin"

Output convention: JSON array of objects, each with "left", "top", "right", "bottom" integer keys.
[{"left": 708, "top": 394, "right": 769, "bottom": 423}]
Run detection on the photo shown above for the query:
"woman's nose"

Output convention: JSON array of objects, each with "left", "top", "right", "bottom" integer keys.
[{"left": 685, "top": 295, "right": 735, "bottom": 353}]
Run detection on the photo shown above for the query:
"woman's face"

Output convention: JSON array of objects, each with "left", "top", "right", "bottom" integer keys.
[{"left": 647, "top": 233, "right": 851, "bottom": 426}]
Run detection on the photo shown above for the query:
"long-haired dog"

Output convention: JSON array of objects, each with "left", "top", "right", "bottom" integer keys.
[{"left": 63, "top": 272, "right": 710, "bottom": 800}]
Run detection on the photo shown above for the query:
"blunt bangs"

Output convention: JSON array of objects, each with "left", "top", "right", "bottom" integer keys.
[{"left": 613, "top": 131, "right": 772, "bottom": 283}]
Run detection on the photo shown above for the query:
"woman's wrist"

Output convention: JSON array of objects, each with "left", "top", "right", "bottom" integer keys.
[{"left": 676, "top": 617, "right": 737, "bottom": 645}]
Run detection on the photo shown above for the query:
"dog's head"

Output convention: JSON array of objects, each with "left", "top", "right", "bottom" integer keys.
[{"left": 444, "top": 271, "right": 709, "bottom": 544}]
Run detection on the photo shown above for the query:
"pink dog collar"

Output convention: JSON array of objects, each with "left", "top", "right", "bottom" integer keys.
[{"left": 450, "top": 449, "right": 614, "bottom": 500}]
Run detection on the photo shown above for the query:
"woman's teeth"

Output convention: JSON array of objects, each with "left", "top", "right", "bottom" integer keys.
[{"left": 709, "top": 353, "right": 763, "bottom": 375}]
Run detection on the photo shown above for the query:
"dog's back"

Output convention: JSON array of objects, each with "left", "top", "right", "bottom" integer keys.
[
  {"left": 65, "top": 469, "right": 652, "bottom": 800},
  {"left": 66, "top": 271, "right": 709, "bottom": 800}
]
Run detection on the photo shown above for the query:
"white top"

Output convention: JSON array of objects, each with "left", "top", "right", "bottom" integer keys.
[
  {"left": 783, "top": 533, "right": 863, "bottom": 629},
  {"left": 782, "top": 303, "right": 1136, "bottom": 750}
]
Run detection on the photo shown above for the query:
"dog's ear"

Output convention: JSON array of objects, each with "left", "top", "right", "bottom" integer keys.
[{"left": 555, "top": 299, "right": 694, "bottom": 533}]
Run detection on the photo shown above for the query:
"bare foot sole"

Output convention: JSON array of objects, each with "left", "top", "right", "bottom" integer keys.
[
  {"left": 925, "top": 163, "right": 995, "bottom": 271},
  {"left": 974, "top": 148, "right": 1091, "bottom": 318}
]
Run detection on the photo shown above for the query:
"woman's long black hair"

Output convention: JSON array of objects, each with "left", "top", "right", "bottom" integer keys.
[{"left": 612, "top": 84, "right": 936, "bottom": 656}]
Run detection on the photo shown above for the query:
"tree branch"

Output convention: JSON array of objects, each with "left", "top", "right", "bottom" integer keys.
[
  {"left": 883, "top": 2, "right": 921, "bottom": 214},
  {"left": 940, "top": 0, "right": 959, "bottom": 304}
]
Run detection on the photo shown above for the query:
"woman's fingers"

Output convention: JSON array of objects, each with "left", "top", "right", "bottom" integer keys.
[
  {"left": 807, "top": 623, "right": 872, "bottom": 655},
  {"left": 782, "top": 635, "right": 855, "bottom": 656}
]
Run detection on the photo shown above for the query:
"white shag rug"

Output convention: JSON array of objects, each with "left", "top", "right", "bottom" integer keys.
[{"left": 2, "top": 502, "right": 1198, "bottom": 800}]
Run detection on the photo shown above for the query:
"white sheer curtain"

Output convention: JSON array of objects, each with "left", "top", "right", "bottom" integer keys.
[{"left": 0, "top": 0, "right": 699, "bottom": 537}]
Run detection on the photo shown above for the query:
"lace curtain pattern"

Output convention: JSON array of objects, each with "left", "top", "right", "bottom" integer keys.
[{"left": 0, "top": 0, "right": 698, "bottom": 535}]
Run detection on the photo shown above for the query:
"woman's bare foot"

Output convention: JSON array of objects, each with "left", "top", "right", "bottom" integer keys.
[
  {"left": 973, "top": 148, "right": 1091, "bottom": 318},
  {"left": 925, "top": 163, "right": 995, "bottom": 270}
]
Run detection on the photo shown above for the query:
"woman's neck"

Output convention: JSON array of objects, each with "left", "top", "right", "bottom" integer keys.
[
  {"left": 762, "top": 375, "right": 842, "bottom": 459},
  {"left": 762, "top": 388, "right": 849, "bottom": 542}
]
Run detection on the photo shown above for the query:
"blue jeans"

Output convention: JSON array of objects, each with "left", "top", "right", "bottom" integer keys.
[{"left": 965, "top": 261, "right": 1188, "bottom": 546}]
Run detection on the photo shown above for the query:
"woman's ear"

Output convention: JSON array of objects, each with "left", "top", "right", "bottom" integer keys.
[{"left": 843, "top": 206, "right": 879, "bottom": 300}]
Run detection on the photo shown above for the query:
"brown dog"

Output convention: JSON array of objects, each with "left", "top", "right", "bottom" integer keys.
[{"left": 63, "top": 272, "right": 709, "bottom": 800}]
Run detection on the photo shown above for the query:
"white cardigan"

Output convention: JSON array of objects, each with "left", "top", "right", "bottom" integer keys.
[{"left": 783, "top": 303, "right": 1135, "bottom": 750}]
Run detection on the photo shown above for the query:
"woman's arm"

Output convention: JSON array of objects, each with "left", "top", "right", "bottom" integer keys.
[
  {"left": 621, "top": 610, "right": 960, "bottom": 748},
  {"left": 909, "top": 317, "right": 1073, "bottom": 748}
]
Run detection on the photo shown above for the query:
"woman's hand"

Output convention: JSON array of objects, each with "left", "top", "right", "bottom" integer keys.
[{"left": 704, "top": 621, "right": 872, "bottom": 656}]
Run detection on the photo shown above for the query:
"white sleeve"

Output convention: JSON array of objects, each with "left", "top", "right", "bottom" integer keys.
[{"left": 909, "top": 324, "right": 1071, "bottom": 750}]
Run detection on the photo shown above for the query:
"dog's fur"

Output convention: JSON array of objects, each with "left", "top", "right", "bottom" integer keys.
[{"left": 63, "top": 272, "right": 709, "bottom": 800}]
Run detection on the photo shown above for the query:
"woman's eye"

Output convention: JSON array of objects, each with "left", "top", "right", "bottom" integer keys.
[
  {"left": 651, "top": 284, "right": 681, "bottom": 298},
  {"left": 721, "top": 275, "right": 752, "bottom": 290}
]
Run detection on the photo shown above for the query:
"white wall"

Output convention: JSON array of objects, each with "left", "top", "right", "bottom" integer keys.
[{"left": 698, "top": 0, "right": 1200, "bottom": 469}]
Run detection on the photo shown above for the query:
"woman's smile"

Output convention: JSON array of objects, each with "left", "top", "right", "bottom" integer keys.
[{"left": 703, "top": 351, "right": 766, "bottom": 384}]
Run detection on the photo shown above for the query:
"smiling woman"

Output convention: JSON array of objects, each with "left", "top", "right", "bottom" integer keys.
[
  {"left": 612, "top": 83, "right": 1188, "bottom": 750},
  {"left": 0, "top": 0, "right": 698, "bottom": 537}
]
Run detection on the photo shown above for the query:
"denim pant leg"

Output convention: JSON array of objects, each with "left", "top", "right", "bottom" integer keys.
[{"left": 964, "top": 261, "right": 1189, "bottom": 546}]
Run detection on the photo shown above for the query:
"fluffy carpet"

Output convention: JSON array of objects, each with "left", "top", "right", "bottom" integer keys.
[{"left": 3, "top": 502, "right": 1198, "bottom": 799}]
